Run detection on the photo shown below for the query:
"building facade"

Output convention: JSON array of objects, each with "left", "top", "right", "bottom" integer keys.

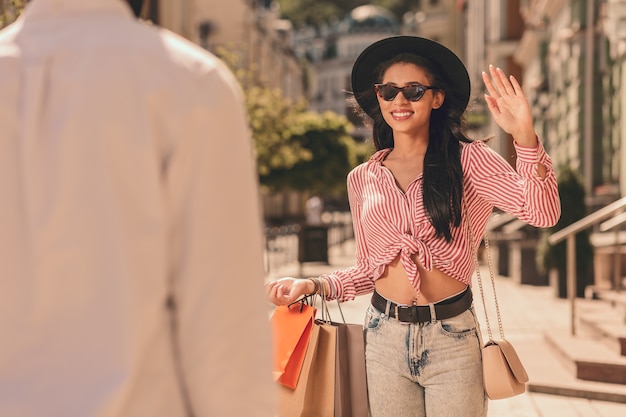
[
  {"left": 463, "top": 0, "right": 525, "bottom": 163},
  {"left": 155, "top": 0, "right": 305, "bottom": 101},
  {"left": 293, "top": 5, "right": 401, "bottom": 140},
  {"left": 514, "top": 0, "right": 614, "bottom": 205},
  {"left": 481, "top": 0, "right": 626, "bottom": 291},
  {"left": 604, "top": 0, "right": 626, "bottom": 198}
]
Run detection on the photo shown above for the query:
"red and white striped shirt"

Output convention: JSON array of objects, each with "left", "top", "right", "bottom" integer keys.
[{"left": 322, "top": 139, "right": 561, "bottom": 302}]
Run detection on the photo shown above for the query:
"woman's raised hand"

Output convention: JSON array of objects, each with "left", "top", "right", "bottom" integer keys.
[
  {"left": 266, "top": 277, "right": 313, "bottom": 306},
  {"left": 482, "top": 65, "right": 537, "bottom": 148}
]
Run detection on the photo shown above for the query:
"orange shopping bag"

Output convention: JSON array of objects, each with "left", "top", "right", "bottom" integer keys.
[{"left": 271, "top": 300, "right": 317, "bottom": 389}]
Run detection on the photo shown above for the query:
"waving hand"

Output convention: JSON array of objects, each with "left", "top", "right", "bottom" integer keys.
[{"left": 482, "top": 65, "right": 537, "bottom": 148}]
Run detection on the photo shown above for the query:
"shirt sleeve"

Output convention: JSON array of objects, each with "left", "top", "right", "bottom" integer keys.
[
  {"left": 466, "top": 139, "right": 561, "bottom": 227},
  {"left": 320, "top": 168, "right": 375, "bottom": 302}
]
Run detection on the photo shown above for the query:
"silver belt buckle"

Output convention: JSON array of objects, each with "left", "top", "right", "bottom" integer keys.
[{"left": 394, "top": 303, "right": 410, "bottom": 324}]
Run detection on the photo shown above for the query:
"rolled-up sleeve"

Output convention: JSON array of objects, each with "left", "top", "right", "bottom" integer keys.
[{"left": 467, "top": 139, "right": 561, "bottom": 227}]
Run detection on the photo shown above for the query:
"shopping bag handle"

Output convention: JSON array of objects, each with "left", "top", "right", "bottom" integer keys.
[
  {"left": 287, "top": 279, "right": 347, "bottom": 324},
  {"left": 288, "top": 293, "right": 316, "bottom": 313},
  {"left": 316, "top": 281, "right": 346, "bottom": 324}
]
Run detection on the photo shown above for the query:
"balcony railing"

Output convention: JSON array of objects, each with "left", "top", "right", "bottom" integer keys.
[{"left": 264, "top": 211, "right": 353, "bottom": 274}]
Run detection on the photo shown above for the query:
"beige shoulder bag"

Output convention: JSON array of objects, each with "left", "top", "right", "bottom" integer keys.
[{"left": 467, "top": 214, "right": 529, "bottom": 400}]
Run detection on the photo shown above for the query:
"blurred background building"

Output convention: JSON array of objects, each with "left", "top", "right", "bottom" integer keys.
[
  {"left": 153, "top": 0, "right": 305, "bottom": 101},
  {"left": 291, "top": 0, "right": 464, "bottom": 140}
]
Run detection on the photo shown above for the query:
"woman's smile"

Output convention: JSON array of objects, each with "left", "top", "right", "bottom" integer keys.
[{"left": 390, "top": 110, "right": 414, "bottom": 120}]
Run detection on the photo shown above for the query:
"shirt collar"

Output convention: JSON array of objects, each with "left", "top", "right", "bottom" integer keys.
[
  {"left": 22, "top": 0, "right": 133, "bottom": 21},
  {"left": 369, "top": 148, "right": 393, "bottom": 163}
]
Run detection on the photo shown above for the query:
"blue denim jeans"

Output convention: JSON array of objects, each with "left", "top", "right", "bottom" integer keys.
[{"left": 364, "top": 301, "right": 488, "bottom": 417}]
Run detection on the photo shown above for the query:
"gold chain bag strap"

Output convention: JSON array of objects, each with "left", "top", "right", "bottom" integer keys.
[{"left": 466, "top": 211, "right": 529, "bottom": 400}]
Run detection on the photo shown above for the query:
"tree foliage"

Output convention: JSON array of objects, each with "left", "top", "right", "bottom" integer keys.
[
  {"left": 261, "top": 110, "right": 370, "bottom": 195},
  {"left": 0, "top": 0, "right": 27, "bottom": 29},
  {"left": 217, "top": 47, "right": 370, "bottom": 194},
  {"left": 246, "top": 85, "right": 313, "bottom": 177},
  {"left": 246, "top": 81, "right": 371, "bottom": 194}
]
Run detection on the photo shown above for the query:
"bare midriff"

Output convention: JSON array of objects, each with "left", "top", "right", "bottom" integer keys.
[{"left": 374, "top": 253, "right": 468, "bottom": 305}]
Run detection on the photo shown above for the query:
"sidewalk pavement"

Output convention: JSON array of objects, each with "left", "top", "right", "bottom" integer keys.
[{"left": 266, "top": 239, "right": 626, "bottom": 417}]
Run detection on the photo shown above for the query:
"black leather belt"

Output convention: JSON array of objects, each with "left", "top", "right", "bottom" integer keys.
[{"left": 371, "top": 287, "right": 472, "bottom": 323}]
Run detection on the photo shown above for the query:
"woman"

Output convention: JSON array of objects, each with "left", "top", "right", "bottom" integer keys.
[{"left": 266, "top": 36, "right": 560, "bottom": 417}]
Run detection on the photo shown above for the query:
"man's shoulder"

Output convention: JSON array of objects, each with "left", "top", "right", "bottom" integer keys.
[
  {"left": 147, "top": 28, "right": 215, "bottom": 71},
  {"left": 154, "top": 28, "right": 239, "bottom": 89},
  {"left": 158, "top": 29, "right": 215, "bottom": 64}
]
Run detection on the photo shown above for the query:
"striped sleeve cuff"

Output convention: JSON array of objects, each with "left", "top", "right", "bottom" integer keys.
[{"left": 514, "top": 137, "right": 551, "bottom": 177}]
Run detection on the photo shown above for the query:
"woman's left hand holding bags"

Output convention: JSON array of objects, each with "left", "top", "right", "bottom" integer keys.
[{"left": 267, "top": 277, "right": 315, "bottom": 306}]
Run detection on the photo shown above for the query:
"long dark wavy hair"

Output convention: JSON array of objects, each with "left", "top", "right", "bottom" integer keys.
[{"left": 355, "top": 53, "right": 471, "bottom": 242}]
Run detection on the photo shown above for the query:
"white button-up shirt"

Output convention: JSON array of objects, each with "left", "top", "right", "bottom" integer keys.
[{"left": 0, "top": 1, "right": 275, "bottom": 416}]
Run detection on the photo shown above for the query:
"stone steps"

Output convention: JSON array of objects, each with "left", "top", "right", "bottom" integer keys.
[
  {"left": 544, "top": 328, "right": 626, "bottom": 385},
  {"left": 517, "top": 336, "right": 626, "bottom": 403},
  {"left": 578, "top": 308, "right": 626, "bottom": 357},
  {"left": 578, "top": 295, "right": 626, "bottom": 354}
]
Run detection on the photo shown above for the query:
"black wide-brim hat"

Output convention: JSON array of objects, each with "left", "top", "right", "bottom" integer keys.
[{"left": 351, "top": 36, "right": 471, "bottom": 118}]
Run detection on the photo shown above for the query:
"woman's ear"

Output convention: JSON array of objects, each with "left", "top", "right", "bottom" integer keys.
[{"left": 432, "top": 90, "right": 445, "bottom": 110}]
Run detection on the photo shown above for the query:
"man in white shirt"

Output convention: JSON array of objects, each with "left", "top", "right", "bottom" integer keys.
[{"left": 0, "top": 1, "right": 275, "bottom": 416}]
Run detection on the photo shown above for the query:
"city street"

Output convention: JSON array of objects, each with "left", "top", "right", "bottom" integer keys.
[{"left": 266, "top": 239, "right": 626, "bottom": 417}]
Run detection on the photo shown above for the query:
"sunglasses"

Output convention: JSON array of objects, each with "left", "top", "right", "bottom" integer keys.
[{"left": 374, "top": 83, "right": 437, "bottom": 102}]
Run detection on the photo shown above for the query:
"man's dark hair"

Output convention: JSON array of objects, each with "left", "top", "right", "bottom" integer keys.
[{"left": 127, "top": 0, "right": 144, "bottom": 17}]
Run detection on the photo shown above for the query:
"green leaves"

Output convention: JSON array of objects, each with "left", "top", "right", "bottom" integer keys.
[
  {"left": 0, "top": 0, "right": 27, "bottom": 29},
  {"left": 245, "top": 83, "right": 370, "bottom": 194},
  {"left": 246, "top": 85, "right": 312, "bottom": 177},
  {"left": 217, "top": 47, "right": 371, "bottom": 195},
  {"left": 276, "top": 0, "right": 349, "bottom": 28},
  {"left": 260, "top": 110, "right": 370, "bottom": 194}
]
